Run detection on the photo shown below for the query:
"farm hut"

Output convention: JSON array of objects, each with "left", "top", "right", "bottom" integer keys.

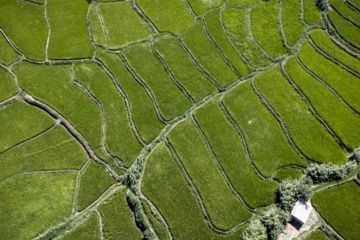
[{"left": 290, "top": 198, "right": 313, "bottom": 225}]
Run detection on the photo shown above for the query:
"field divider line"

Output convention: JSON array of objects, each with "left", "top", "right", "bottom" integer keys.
[
  {"left": 345, "top": 0, "right": 360, "bottom": 12},
  {"left": 0, "top": 94, "right": 19, "bottom": 111},
  {"left": 72, "top": 171, "right": 82, "bottom": 214},
  {"left": 296, "top": 56, "right": 360, "bottom": 118},
  {"left": 0, "top": 28, "right": 25, "bottom": 58},
  {"left": 95, "top": 209, "right": 104, "bottom": 240},
  {"left": 93, "top": 57, "right": 146, "bottom": 147},
  {"left": 86, "top": 5, "right": 97, "bottom": 55},
  {"left": 182, "top": 0, "right": 197, "bottom": 19},
  {"left": 0, "top": 169, "right": 79, "bottom": 184},
  {"left": 330, "top": 6, "right": 360, "bottom": 28},
  {"left": 150, "top": 39, "right": 195, "bottom": 104},
  {"left": 117, "top": 51, "right": 168, "bottom": 124},
  {"left": 130, "top": 0, "right": 159, "bottom": 34},
  {"left": 280, "top": 61, "right": 351, "bottom": 154},
  {"left": 218, "top": 8, "right": 254, "bottom": 70},
  {"left": 325, "top": 26, "right": 360, "bottom": 59},
  {"left": 23, "top": 0, "right": 44, "bottom": 6},
  {"left": 22, "top": 94, "right": 122, "bottom": 181},
  {"left": 0, "top": 62, "right": 22, "bottom": 93},
  {"left": 191, "top": 115, "right": 255, "bottom": 212},
  {"left": 277, "top": 0, "right": 292, "bottom": 50},
  {"left": 250, "top": 78, "right": 312, "bottom": 164},
  {"left": 201, "top": 18, "right": 241, "bottom": 78},
  {"left": 44, "top": 0, "right": 50, "bottom": 62},
  {"left": 95, "top": 4, "right": 109, "bottom": 48},
  {"left": 299, "top": 0, "right": 307, "bottom": 27},
  {"left": 307, "top": 36, "right": 360, "bottom": 77}
]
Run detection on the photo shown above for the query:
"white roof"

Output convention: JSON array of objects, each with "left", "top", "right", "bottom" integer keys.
[{"left": 291, "top": 199, "right": 313, "bottom": 224}]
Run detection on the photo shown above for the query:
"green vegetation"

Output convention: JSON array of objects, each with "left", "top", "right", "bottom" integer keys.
[
  {"left": 0, "top": 125, "right": 87, "bottom": 181},
  {"left": 348, "top": 0, "right": 360, "bottom": 9},
  {"left": 226, "top": 0, "right": 262, "bottom": 7},
  {"left": 0, "top": 68, "right": 17, "bottom": 102},
  {"left": 0, "top": 172, "right": 77, "bottom": 240},
  {"left": 328, "top": 10, "right": 360, "bottom": 49},
  {"left": 222, "top": 81, "right": 306, "bottom": 177},
  {"left": 142, "top": 143, "right": 246, "bottom": 239},
  {"left": 0, "top": 32, "right": 20, "bottom": 65},
  {"left": 0, "top": 0, "right": 47, "bottom": 61},
  {"left": 74, "top": 61, "right": 141, "bottom": 167},
  {"left": 329, "top": 0, "right": 360, "bottom": 26},
  {"left": 122, "top": 41, "right": 191, "bottom": 120},
  {"left": 305, "top": 229, "right": 330, "bottom": 240},
  {"left": 278, "top": 179, "right": 313, "bottom": 211},
  {"left": 273, "top": 168, "right": 303, "bottom": 181},
  {"left": 285, "top": 57, "right": 360, "bottom": 150},
  {"left": 153, "top": 33, "right": 217, "bottom": 102},
  {"left": 88, "top": 3, "right": 107, "bottom": 48},
  {"left": 47, "top": 0, "right": 94, "bottom": 59},
  {"left": 97, "top": 1, "right": 153, "bottom": 49},
  {"left": 95, "top": 48, "right": 164, "bottom": 144},
  {"left": 303, "top": 0, "right": 322, "bottom": 25},
  {"left": 298, "top": 41, "right": 360, "bottom": 114},
  {"left": 187, "top": 0, "right": 222, "bottom": 16},
  {"left": 254, "top": 66, "right": 346, "bottom": 165},
  {"left": 194, "top": 97, "right": 278, "bottom": 208},
  {"left": 281, "top": 0, "right": 305, "bottom": 47},
  {"left": 0, "top": 101, "right": 53, "bottom": 153},
  {"left": 250, "top": 0, "right": 288, "bottom": 58},
  {"left": 77, "top": 161, "right": 116, "bottom": 211},
  {"left": 99, "top": 190, "right": 143, "bottom": 240},
  {"left": 58, "top": 213, "right": 100, "bottom": 240},
  {"left": 180, "top": 21, "right": 238, "bottom": 88},
  {"left": 221, "top": 8, "right": 271, "bottom": 68},
  {"left": 309, "top": 29, "right": 360, "bottom": 75},
  {"left": 313, "top": 181, "right": 360, "bottom": 240},
  {"left": 136, "top": 0, "right": 194, "bottom": 34},
  {"left": 141, "top": 201, "right": 169, "bottom": 240},
  {"left": 168, "top": 118, "right": 251, "bottom": 229},
  {"left": 13, "top": 62, "right": 103, "bottom": 151},
  {"left": 203, "top": 9, "right": 252, "bottom": 76},
  {"left": 307, "top": 161, "right": 357, "bottom": 183}
]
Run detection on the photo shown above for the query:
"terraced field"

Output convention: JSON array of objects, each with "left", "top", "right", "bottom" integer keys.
[{"left": 0, "top": 0, "right": 359, "bottom": 239}]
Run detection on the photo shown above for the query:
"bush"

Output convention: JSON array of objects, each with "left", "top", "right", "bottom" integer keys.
[
  {"left": 242, "top": 219, "right": 267, "bottom": 240},
  {"left": 315, "top": 0, "right": 329, "bottom": 11},
  {"left": 354, "top": 148, "right": 360, "bottom": 162},
  {"left": 278, "top": 179, "right": 313, "bottom": 211},
  {"left": 307, "top": 161, "right": 357, "bottom": 183},
  {"left": 260, "top": 208, "right": 291, "bottom": 240}
]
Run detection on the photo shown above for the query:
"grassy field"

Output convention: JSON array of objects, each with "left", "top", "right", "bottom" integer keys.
[
  {"left": 180, "top": 21, "right": 239, "bottom": 88},
  {"left": 226, "top": 0, "right": 262, "bottom": 7},
  {"left": 142, "top": 143, "right": 247, "bottom": 239},
  {"left": 99, "top": 190, "right": 143, "bottom": 240},
  {"left": 254, "top": 65, "right": 347, "bottom": 165},
  {"left": 187, "top": 0, "right": 222, "bottom": 16},
  {"left": 303, "top": 0, "right": 322, "bottom": 25},
  {"left": 203, "top": 9, "right": 252, "bottom": 76},
  {"left": 88, "top": 3, "right": 107, "bottom": 48},
  {"left": 0, "top": 32, "right": 20, "bottom": 66},
  {"left": 74, "top": 61, "right": 141, "bottom": 167},
  {"left": 273, "top": 168, "right": 303, "bottom": 182},
  {"left": 13, "top": 62, "right": 103, "bottom": 151},
  {"left": 77, "top": 161, "right": 116, "bottom": 211},
  {"left": 312, "top": 181, "right": 360, "bottom": 240},
  {"left": 0, "top": 172, "right": 77, "bottom": 240},
  {"left": 141, "top": 200, "right": 169, "bottom": 240},
  {"left": 221, "top": 8, "right": 271, "bottom": 68},
  {"left": 0, "top": 0, "right": 47, "bottom": 61},
  {"left": 0, "top": 68, "right": 17, "bottom": 102},
  {"left": 309, "top": 29, "right": 360, "bottom": 75},
  {"left": 0, "top": 101, "right": 53, "bottom": 153},
  {"left": 285, "top": 57, "right": 360, "bottom": 150},
  {"left": 348, "top": 0, "right": 360, "bottom": 9},
  {"left": 305, "top": 229, "right": 330, "bottom": 240},
  {"left": 281, "top": 0, "right": 305, "bottom": 47},
  {"left": 0, "top": 125, "right": 87, "bottom": 181},
  {"left": 95, "top": 48, "right": 164, "bottom": 144},
  {"left": 122, "top": 41, "right": 191, "bottom": 120},
  {"left": 168, "top": 118, "right": 251, "bottom": 229},
  {"left": 58, "top": 213, "right": 100, "bottom": 240},
  {"left": 136, "top": 0, "right": 194, "bottom": 34},
  {"left": 329, "top": 0, "right": 360, "bottom": 27},
  {"left": 250, "top": 0, "right": 288, "bottom": 58},
  {"left": 153, "top": 33, "right": 218, "bottom": 102},
  {"left": 194, "top": 97, "right": 278, "bottom": 208},
  {"left": 222, "top": 81, "right": 306, "bottom": 177},
  {"left": 97, "top": 1, "right": 153, "bottom": 49},
  {"left": 298, "top": 41, "right": 360, "bottom": 114},
  {"left": 47, "top": 0, "right": 94, "bottom": 59}
]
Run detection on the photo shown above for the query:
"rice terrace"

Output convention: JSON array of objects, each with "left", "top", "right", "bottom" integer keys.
[{"left": 0, "top": 0, "right": 359, "bottom": 239}]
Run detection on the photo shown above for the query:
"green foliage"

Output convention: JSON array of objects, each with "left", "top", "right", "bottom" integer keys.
[
  {"left": 0, "top": 172, "right": 77, "bottom": 240},
  {"left": 250, "top": 0, "right": 288, "bottom": 58},
  {"left": 222, "top": 81, "right": 306, "bottom": 177},
  {"left": 285, "top": 57, "right": 360, "bottom": 150},
  {"left": 0, "top": 68, "right": 17, "bottom": 102},
  {"left": 0, "top": 0, "right": 47, "bottom": 60},
  {"left": 305, "top": 229, "right": 330, "bottom": 240},
  {"left": 180, "top": 21, "right": 238, "bottom": 88},
  {"left": 354, "top": 148, "right": 360, "bottom": 161},
  {"left": 136, "top": 0, "right": 194, "bottom": 34},
  {"left": 307, "top": 161, "right": 357, "bottom": 183},
  {"left": 97, "top": 1, "right": 153, "bottom": 49},
  {"left": 141, "top": 201, "right": 169, "bottom": 240},
  {"left": 99, "top": 190, "right": 143, "bottom": 240},
  {"left": 0, "top": 32, "right": 20, "bottom": 65},
  {"left": 312, "top": 181, "right": 360, "bottom": 240},
  {"left": 303, "top": 0, "right": 322, "bottom": 25},
  {"left": 260, "top": 208, "right": 291, "bottom": 240},
  {"left": 194, "top": 97, "right": 278, "bottom": 208},
  {"left": 0, "top": 125, "right": 87, "bottom": 181},
  {"left": 153, "top": 33, "right": 218, "bottom": 102},
  {"left": 281, "top": 0, "right": 305, "bottom": 47},
  {"left": 278, "top": 179, "right": 313, "bottom": 211},
  {"left": 124, "top": 157, "right": 143, "bottom": 189},
  {"left": 329, "top": 0, "right": 360, "bottom": 26},
  {"left": 47, "top": 0, "right": 94, "bottom": 59},
  {"left": 0, "top": 101, "right": 53, "bottom": 153},
  {"left": 95, "top": 48, "right": 164, "bottom": 144},
  {"left": 77, "top": 161, "right": 116, "bottom": 211},
  {"left": 242, "top": 219, "right": 267, "bottom": 240},
  {"left": 122, "top": 41, "right": 191, "bottom": 120},
  {"left": 187, "top": 0, "right": 222, "bottom": 16},
  {"left": 58, "top": 213, "right": 101, "bottom": 240},
  {"left": 315, "top": 0, "right": 330, "bottom": 11}
]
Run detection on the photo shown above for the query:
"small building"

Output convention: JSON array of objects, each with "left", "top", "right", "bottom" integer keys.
[{"left": 291, "top": 198, "right": 313, "bottom": 225}]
